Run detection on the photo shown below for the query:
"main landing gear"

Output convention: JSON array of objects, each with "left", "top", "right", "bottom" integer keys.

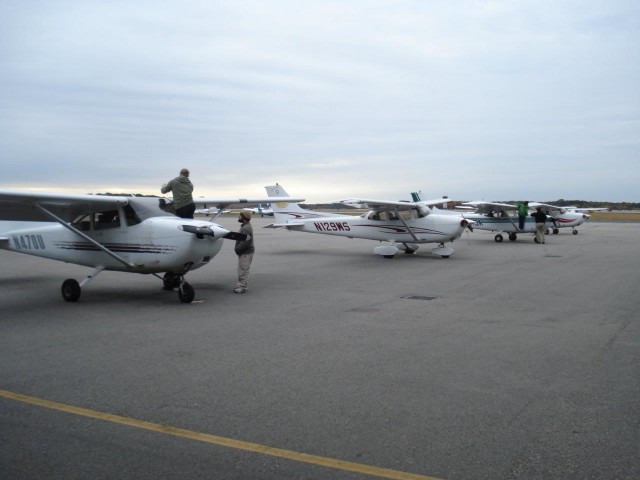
[
  {"left": 60, "top": 268, "right": 196, "bottom": 303},
  {"left": 494, "top": 233, "right": 519, "bottom": 242}
]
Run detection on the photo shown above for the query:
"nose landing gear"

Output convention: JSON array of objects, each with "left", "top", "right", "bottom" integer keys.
[{"left": 162, "top": 272, "right": 195, "bottom": 303}]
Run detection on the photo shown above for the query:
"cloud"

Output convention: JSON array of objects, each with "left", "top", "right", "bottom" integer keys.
[{"left": 1, "top": 0, "right": 638, "bottom": 202}]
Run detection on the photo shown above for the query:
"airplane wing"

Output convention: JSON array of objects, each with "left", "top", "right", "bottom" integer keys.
[
  {"left": 338, "top": 198, "right": 421, "bottom": 211},
  {"left": 0, "top": 189, "right": 129, "bottom": 222},
  {"left": 528, "top": 202, "right": 605, "bottom": 213},
  {"left": 419, "top": 197, "right": 460, "bottom": 207},
  {"left": 529, "top": 202, "right": 557, "bottom": 209},
  {"left": 462, "top": 201, "right": 517, "bottom": 215},
  {"left": 194, "top": 197, "right": 303, "bottom": 210},
  {"left": 528, "top": 202, "right": 566, "bottom": 214}
]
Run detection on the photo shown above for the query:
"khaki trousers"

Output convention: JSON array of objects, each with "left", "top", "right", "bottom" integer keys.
[
  {"left": 535, "top": 223, "right": 546, "bottom": 243},
  {"left": 236, "top": 253, "right": 254, "bottom": 289}
]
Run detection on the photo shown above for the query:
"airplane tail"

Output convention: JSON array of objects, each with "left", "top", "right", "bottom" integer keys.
[
  {"left": 264, "top": 184, "right": 341, "bottom": 224},
  {"left": 265, "top": 184, "right": 307, "bottom": 214},
  {"left": 264, "top": 184, "right": 311, "bottom": 224}
]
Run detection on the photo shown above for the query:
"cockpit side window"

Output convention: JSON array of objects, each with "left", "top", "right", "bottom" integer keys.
[
  {"left": 72, "top": 213, "right": 92, "bottom": 231},
  {"left": 93, "top": 209, "right": 121, "bottom": 230},
  {"left": 399, "top": 210, "right": 412, "bottom": 220}
]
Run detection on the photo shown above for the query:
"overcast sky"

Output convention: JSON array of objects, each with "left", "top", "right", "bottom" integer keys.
[{"left": 1, "top": 0, "right": 638, "bottom": 202}]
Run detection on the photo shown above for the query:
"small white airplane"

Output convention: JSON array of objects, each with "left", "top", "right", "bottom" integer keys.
[
  {"left": 241, "top": 203, "right": 274, "bottom": 217},
  {"left": 265, "top": 184, "right": 468, "bottom": 258},
  {"left": 527, "top": 202, "right": 591, "bottom": 236},
  {"left": 0, "top": 189, "right": 302, "bottom": 303},
  {"left": 194, "top": 205, "right": 229, "bottom": 216}
]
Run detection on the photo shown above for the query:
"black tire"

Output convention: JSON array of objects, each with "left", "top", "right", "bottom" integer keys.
[
  {"left": 441, "top": 255, "right": 450, "bottom": 258},
  {"left": 509, "top": 233, "right": 517, "bottom": 241},
  {"left": 163, "top": 272, "right": 181, "bottom": 290},
  {"left": 178, "top": 283, "right": 195, "bottom": 303},
  {"left": 534, "top": 237, "right": 540, "bottom": 244},
  {"left": 61, "top": 279, "right": 81, "bottom": 302},
  {"left": 383, "top": 255, "right": 394, "bottom": 259},
  {"left": 573, "top": 229, "right": 578, "bottom": 235},
  {"left": 494, "top": 234, "right": 503, "bottom": 243},
  {"left": 553, "top": 228, "right": 559, "bottom": 234}
]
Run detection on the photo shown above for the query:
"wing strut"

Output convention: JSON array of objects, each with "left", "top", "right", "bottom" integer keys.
[
  {"left": 35, "top": 204, "right": 135, "bottom": 268},
  {"left": 499, "top": 208, "right": 520, "bottom": 231},
  {"left": 394, "top": 208, "right": 419, "bottom": 241}
]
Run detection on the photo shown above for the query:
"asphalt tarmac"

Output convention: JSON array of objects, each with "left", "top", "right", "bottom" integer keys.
[{"left": 1, "top": 218, "right": 639, "bottom": 479}]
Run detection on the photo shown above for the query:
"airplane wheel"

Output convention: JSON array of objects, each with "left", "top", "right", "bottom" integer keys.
[
  {"left": 441, "top": 255, "right": 450, "bottom": 258},
  {"left": 383, "top": 255, "right": 395, "bottom": 259},
  {"left": 545, "top": 228, "right": 550, "bottom": 235},
  {"left": 163, "top": 272, "right": 181, "bottom": 290},
  {"left": 573, "top": 229, "right": 578, "bottom": 235},
  {"left": 509, "top": 233, "right": 517, "bottom": 241},
  {"left": 178, "top": 283, "right": 195, "bottom": 303},
  {"left": 61, "top": 279, "right": 81, "bottom": 302},
  {"left": 534, "top": 237, "right": 540, "bottom": 244},
  {"left": 494, "top": 234, "right": 503, "bottom": 243},
  {"left": 553, "top": 228, "right": 559, "bottom": 234}
]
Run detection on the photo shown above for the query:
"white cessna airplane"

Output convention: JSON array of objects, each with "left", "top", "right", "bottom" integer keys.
[
  {"left": 527, "top": 202, "right": 592, "bottom": 236},
  {"left": 241, "top": 203, "right": 273, "bottom": 217},
  {"left": 0, "top": 189, "right": 302, "bottom": 303},
  {"left": 265, "top": 184, "right": 468, "bottom": 258},
  {"left": 411, "top": 192, "right": 587, "bottom": 242}
]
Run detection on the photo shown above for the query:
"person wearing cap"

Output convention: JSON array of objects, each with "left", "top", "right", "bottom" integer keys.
[
  {"left": 531, "top": 207, "right": 548, "bottom": 244},
  {"left": 234, "top": 210, "right": 255, "bottom": 293},
  {"left": 161, "top": 168, "right": 195, "bottom": 218}
]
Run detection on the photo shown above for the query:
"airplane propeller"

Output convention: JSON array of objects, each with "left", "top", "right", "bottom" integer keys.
[{"left": 181, "top": 224, "right": 246, "bottom": 241}]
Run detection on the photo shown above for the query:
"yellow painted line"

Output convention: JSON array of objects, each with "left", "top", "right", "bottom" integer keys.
[{"left": 0, "top": 389, "right": 441, "bottom": 480}]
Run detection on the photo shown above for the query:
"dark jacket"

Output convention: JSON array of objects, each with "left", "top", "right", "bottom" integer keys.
[
  {"left": 531, "top": 210, "right": 548, "bottom": 223},
  {"left": 235, "top": 221, "right": 255, "bottom": 256}
]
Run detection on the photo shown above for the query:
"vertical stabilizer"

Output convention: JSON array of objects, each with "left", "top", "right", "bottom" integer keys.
[
  {"left": 264, "top": 184, "right": 342, "bottom": 222},
  {"left": 265, "top": 184, "right": 310, "bottom": 222}
]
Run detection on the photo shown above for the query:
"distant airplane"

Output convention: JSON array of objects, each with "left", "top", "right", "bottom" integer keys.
[
  {"left": 527, "top": 202, "right": 592, "bottom": 235},
  {"left": 241, "top": 204, "right": 274, "bottom": 217},
  {"left": 194, "top": 206, "right": 229, "bottom": 216},
  {"left": 265, "top": 184, "right": 468, "bottom": 258},
  {"left": 411, "top": 193, "right": 588, "bottom": 242}
]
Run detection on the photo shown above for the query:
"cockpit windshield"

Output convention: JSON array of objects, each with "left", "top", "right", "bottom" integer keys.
[{"left": 128, "top": 197, "right": 176, "bottom": 221}]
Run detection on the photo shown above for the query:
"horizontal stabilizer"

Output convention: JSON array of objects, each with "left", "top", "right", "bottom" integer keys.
[{"left": 264, "top": 222, "right": 305, "bottom": 229}]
